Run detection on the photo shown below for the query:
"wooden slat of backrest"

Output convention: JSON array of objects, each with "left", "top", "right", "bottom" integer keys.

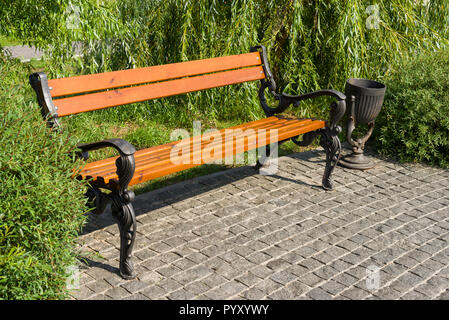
[
  {"left": 54, "top": 66, "right": 265, "bottom": 117},
  {"left": 48, "top": 52, "right": 262, "bottom": 98}
]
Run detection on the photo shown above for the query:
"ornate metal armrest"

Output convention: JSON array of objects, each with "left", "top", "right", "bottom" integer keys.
[
  {"left": 77, "top": 138, "right": 136, "bottom": 160},
  {"left": 279, "top": 90, "right": 346, "bottom": 131},
  {"left": 258, "top": 82, "right": 346, "bottom": 130},
  {"left": 280, "top": 89, "right": 346, "bottom": 104},
  {"left": 250, "top": 45, "right": 346, "bottom": 126},
  {"left": 76, "top": 138, "right": 136, "bottom": 200}
]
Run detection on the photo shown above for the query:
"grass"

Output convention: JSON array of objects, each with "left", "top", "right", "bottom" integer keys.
[{"left": 0, "top": 35, "right": 22, "bottom": 47}]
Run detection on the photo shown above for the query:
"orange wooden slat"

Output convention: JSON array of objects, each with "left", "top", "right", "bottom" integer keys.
[
  {"left": 131, "top": 119, "right": 313, "bottom": 173},
  {"left": 79, "top": 116, "right": 282, "bottom": 174},
  {"left": 89, "top": 119, "right": 325, "bottom": 186},
  {"left": 54, "top": 66, "right": 265, "bottom": 117},
  {"left": 81, "top": 117, "right": 306, "bottom": 178},
  {"left": 130, "top": 119, "right": 311, "bottom": 174},
  {"left": 127, "top": 120, "right": 325, "bottom": 185},
  {"left": 48, "top": 52, "right": 262, "bottom": 98}
]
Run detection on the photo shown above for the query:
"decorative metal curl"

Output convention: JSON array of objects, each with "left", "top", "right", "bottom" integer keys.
[
  {"left": 291, "top": 131, "right": 320, "bottom": 147},
  {"left": 85, "top": 185, "right": 109, "bottom": 215}
]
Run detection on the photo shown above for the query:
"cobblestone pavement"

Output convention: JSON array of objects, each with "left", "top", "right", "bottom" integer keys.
[
  {"left": 2, "top": 42, "right": 82, "bottom": 62},
  {"left": 70, "top": 147, "right": 449, "bottom": 300}
]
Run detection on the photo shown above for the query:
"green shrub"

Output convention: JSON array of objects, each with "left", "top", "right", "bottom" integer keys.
[
  {"left": 374, "top": 49, "right": 449, "bottom": 168},
  {"left": 0, "top": 57, "right": 88, "bottom": 299}
]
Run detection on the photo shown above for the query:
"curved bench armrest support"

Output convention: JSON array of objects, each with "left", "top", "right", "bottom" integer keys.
[
  {"left": 249, "top": 46, "right": 346, "bottom": 128},
  {"left": 77, "top": 138, "right": 136, "bottom": 159},
  {"left": 76, "top": 138, "right": 136, "bottom": 195},
  {"left": 279, "top": 91, "right": 346, "bottom": 131}
]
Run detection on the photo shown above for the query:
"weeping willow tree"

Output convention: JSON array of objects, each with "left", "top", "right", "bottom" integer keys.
[
  {"left": 75, "top": 0, "right": 449, "bottom": 122},
  {"left": 0, "top": 1, "right": 126, "bottom": 54}
]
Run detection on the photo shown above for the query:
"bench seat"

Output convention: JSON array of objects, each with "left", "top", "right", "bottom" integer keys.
[{"left": 79, "top": 116, "right": 325, "bottom": 188}]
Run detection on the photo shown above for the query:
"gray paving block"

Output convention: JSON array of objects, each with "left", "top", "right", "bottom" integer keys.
[{"left": 306, "top": 287, "right": 333, "bottom": 300}]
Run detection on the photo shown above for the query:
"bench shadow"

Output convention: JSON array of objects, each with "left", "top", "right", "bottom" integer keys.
[
  {"left": 79, "top": 147, "right": 399, "bottom": 276},
  {"left": 81, "top": 150, "right": 328, "bottom": 236},
  {"left": 77, "top": 256, "right": 119, "bottom": 275}
]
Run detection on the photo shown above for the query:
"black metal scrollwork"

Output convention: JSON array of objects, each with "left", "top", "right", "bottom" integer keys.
[
  {"left": 112, "top": 154, "right": 137, "bottom": 279},
  {"left": 250, "top": 45, "right": 346, "bottom": 190},
  {"left": 77, "top": 139, "right": 137, "bottom": 279}
]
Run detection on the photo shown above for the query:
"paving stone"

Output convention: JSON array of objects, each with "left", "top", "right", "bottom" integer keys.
[
  {"left": 298, "top": 273, "right": 323, "bottom": 287},
  {"left": 235, "top": 272, "right": 262, "bottom": 287},
  {"left": 167, "top": 288, "right": 196, "bottom": 300},
  {"left": 372, "top": 287, "right": 402, "bottom": 300},
  {"left": 306, "top": 287, "right": 333, "bottom": 300},
  {"left": 121, "top": 280, "right": 152, "bottom": 294},
  {"left": 104, "top": 286, "right": 130, "bottom": 299},
  {"left": 240, "top": 288, "right": 266, "bottom": 300},
  {"left": 200, "top": 273, "right": 228, "bottom": 290},
  {"left": 340, "top": 286, "right": 371, "bottom": 300},
  {"left": 313, "top": 265, "right": 340, "bottom": 281},
  {"left": 122, "top": 293, "right": 149, "bottom": 300},
  {"left": 157, "top": 278, "right": 183, "bottom": 293},
  {"left": 270, "top": 270, "right": 297, "bottom": 285},
  {"left": 396, "top": 272, "right": 424, "bottom": 290},
  {"left": 184, "top": 281, "right": 213, "bottom": 296},
  {"left": 267, "top": 287, "right": 295, "bottom": 300},
  {"left": 141, "top": 285, "right": 167, "bottom": 299},
  {"left": 137, "top": 271, "right": 163, "bottom": 284},
  {"left": 266, "top": 258, "right": 291, "bottom": 271},
  {"left": 86, "top": 279, "right": 112, "bottom": 294},
  {"left": 253, "top": 278, "right": 283, "bottom": 296},
  {"left": 410, "top": 265, "right": 434, "bottom": 279},
  {"left": 400, "top": 290, "right": 428, "bottom": 300},
  {"left": 395, "top": 255, "right": 420, "bottom": 269},
  {"left": 333, "top": 272, "right": 359, "bottom": 287},
  {"left": 285, "top": 280, "right": 309, "bottom": 297},
  {"left": 246, "top": 252, "right": 272, "bottom": 264},
  {"left": 436, "top": 289, "right": 449, "bottom": 300},
  {"left": 70, "top": 286, "right": 96, "bottom": 300},
  {"left": 415, "top": 282, "right": 442, "bottom": 298},
  {"left": 319, "top": 280, "right": 348, "bottom": 296}
]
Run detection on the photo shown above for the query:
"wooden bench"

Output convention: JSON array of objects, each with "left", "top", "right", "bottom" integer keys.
[{"left": 29, "top": 45, "right": 346, "bottom": 279}]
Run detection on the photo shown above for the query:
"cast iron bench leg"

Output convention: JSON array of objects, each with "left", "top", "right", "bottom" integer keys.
[
  {"left": 255, "top": 144, "right": 270, "bottom": 170},
  {"left": 111, "top": 155, "right": 137, "bottom": 279},
  {"left": 111, "top": 193, "right": 136, "bottom": 279},
  {"left": 319, "top": 127, "right": 342, "bottom": 191}
]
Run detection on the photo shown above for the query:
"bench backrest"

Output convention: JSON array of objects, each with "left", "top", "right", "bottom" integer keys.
[{"left": 30, "top": 49, "right": 269, "bottom": 126}]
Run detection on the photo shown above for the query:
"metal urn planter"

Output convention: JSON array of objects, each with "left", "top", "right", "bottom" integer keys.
[{"left": 339, "top": 78, "right": 386, "bottom": 170}]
